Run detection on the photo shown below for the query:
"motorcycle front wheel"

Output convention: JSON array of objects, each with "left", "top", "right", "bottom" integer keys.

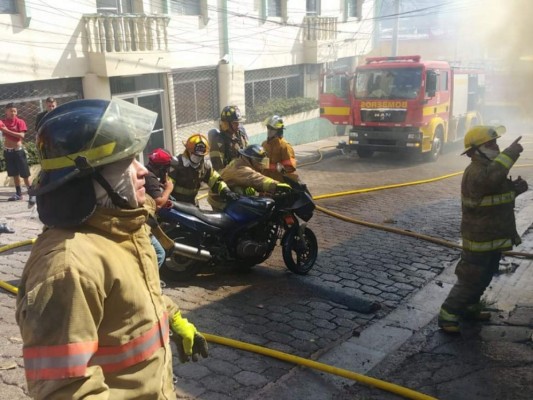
[{"left": 281, "top": 227, "right": 318, "bottom": 275}]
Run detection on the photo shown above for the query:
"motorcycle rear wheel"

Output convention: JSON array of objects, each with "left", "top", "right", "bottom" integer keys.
[{"left": 282, "top": 227, "right": 318, "bottom": 275}]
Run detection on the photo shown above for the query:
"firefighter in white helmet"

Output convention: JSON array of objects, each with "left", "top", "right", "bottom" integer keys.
[{"left": 261, "top": 115, "right": 298, "bottom": 182}]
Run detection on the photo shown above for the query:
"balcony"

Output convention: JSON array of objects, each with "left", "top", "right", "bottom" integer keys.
[
  {"left": 303, "top": 16, "right": 338, "bottom": 64},
  {"left": 83, "top": 14, "right": 171, "bottom": 77}
]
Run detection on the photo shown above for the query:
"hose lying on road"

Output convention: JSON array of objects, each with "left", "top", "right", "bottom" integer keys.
[{"left": 0, "top": 239, "right": 436, "bottom": 400}]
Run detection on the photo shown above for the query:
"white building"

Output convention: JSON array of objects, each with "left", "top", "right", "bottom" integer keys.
[{"left": 0, "top": 0, "right": 374, "bottom": 160}]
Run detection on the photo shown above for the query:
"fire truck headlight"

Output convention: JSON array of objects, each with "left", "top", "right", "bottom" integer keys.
[
  {"left": 407, "top": 132, "right": 421, "bottom": 140},
  {"left": 349, "top": 132, "right": 359, "bottom": 138}
]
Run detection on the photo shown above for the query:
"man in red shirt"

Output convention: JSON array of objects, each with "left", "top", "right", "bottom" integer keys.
[{"left": 1, "top": 103, "right": 35, "bottom": 205}]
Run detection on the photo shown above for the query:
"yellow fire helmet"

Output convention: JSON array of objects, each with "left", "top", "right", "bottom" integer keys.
[{"left": 462, "top": 125, "right": 506, "bottom": 154}]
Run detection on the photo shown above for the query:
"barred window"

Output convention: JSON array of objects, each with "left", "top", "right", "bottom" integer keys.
[
  {"left": 245, "top": 66, "right": 304, "bottom": 111},
  {"left": 172, "top": 69, "right": 218, "bottom": 126},
  {"left": 0, "top": 78, "right": 82, "bottom": 139}
]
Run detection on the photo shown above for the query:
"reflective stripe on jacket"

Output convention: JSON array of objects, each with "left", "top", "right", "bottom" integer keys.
[
  {"left": 16, "top": 206, "right": 178, "bottom": 399},
  {"left": 460, "top": 148, "right": 521, "bottom": 252},
  {"left": 207, "top": 157, "right": 279, "bottom": 210},
  {"left": 261, "top": 136, "right": 298, "bottom": 182},
  {"left": 208, "top": 128, "right": 248, "bottom": 171},
  {"left": 169, "top": 153, "right": 229, "bottom": 204}
]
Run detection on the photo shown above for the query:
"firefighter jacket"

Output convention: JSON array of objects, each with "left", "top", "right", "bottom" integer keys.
[
  {"left": 461, "top": 148, "right": 522, "bottom": 253},
  {"left": 208, "top": 128, "right": 248, "bottom": 171},
  {"left": 16, "top": 206, "right": 178, "bottom": 400},
  {"left": 168, "top": 153, "right": 229, "bottom": 205},
  {"left": 261, "top": 136, "right": 298, "bottom": 182},
  {"left": 207, "top": 157, "right": 279, "bottom": 210}
]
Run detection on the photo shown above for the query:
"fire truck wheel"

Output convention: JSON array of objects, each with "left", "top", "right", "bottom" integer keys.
[
  {"left": 424, "top": 129, "right": 443, "bottom": 162},
  {"left": 356, "top": 148, "right": 374, "bottom": 158}
]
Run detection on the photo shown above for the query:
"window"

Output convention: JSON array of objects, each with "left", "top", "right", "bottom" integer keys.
[
  {"left": 0, "top": 0, "right": 16, "bottom": 13},
  {"left": 306, "top": 0, "right": 320, "bottom": 16},
  {"left": 97, "top": 0, "right": 134, "bottom": 14},
  {"left": 171, "top": 69, "right": 218, "bottom": 126},
  {"left": 267, "top": 0, "right": 281, "bottom": 17},
  {"left": 170, "top": 0, "right": 200, "bottom": 15},
  {"left": 440, "top": 71, "right": 448, "bottom": 91},
  {"left": 346, "top": 0, "right": 359, "bottom": 18},
  {"left": 245, "top": 66, "right": 304, "bottom": 118}
]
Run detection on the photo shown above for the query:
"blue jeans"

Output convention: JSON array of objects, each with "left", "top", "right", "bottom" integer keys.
[{"left": 151, "top": 235, "right": 166, "bottom": 268}]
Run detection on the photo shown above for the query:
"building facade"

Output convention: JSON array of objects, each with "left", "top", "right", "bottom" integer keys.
[{"left": 0, "top": 0, "right": 373, "bottom": 160}]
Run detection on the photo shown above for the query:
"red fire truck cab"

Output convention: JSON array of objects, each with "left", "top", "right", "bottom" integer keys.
[{"left": 328, "top": 55, "right": 484, "bottom": 161}]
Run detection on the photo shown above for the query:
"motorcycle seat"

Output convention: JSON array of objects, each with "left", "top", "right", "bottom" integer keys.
[{"left": 169, "top": 201, "right": 236, "bottom": 228}]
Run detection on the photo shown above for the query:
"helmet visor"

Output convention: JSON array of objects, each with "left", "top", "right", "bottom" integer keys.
[{"left": 89, "top": 98, "right": 157, "bottom": 168}]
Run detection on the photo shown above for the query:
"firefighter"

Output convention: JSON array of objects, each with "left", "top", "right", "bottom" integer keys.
[
  {"left": 261, "top": 115, "right": 298, "bottom": 182},
  {"left": 144, "top": 148, "right": 175, "bottom": 268},
  {"left": 208, "top": 105, "right": 249, "bottom": 171},
  {"left": 438, "top": 125, "right": 527, "bottom": 333},
  {"left": 168, "top": 134, "right": 239, "bottom": 206},
  {"left": 16, "top": 99, "right": 208, "bottom": 400},
  {"left": 208, "top": 144, "right": 292, "bottom": 211}
]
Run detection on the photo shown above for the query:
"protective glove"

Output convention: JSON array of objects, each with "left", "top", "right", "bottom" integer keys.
[
  {"left": 512, "top": 176, "right": 528, "bottom": 196},
  {"left": 169, "top": 312, "right": 209, "bottom": 363},
  {"left": 221, "top": 188, "right": 240, "bottom": 202},
  {"left": 506, "top": 136, "right": 523, "bottom": 154},
  {"left": 244, "top": 187, "right": 257, "bottom": 196},
  {"left": 275, "top": 183, "right": 292, "bottom": 195}
]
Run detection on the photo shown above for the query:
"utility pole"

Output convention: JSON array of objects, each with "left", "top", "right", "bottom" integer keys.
[{"left": 391, "top": 0, "right": 400, "bottom": 56}]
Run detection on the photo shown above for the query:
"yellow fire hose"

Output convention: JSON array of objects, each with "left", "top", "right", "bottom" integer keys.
[
  {"left": 0, "top": 249, "right": 435, "bottom": 400},
  {"left": 2, "top": 157, "right": 533, "bottom": 400}
]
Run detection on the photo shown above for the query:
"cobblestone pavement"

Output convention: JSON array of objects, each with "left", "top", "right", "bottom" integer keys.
[{"left": 1, "top": 132, "right": 533, "bottom": 399}]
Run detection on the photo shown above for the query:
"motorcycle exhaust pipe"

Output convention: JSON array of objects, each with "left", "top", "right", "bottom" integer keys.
[{"left": 173, "top": 242, "right": 212, "bottom": 261}]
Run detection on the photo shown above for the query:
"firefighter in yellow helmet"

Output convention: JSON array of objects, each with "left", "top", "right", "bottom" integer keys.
[
  {"left": 208, "top": 105, "right": 249, "bottom": 171},
  {"left": 16, "top": 99, "right": 208, "bottom": 400},
  {"left": 261, "top": 115, "right": 298, "bottom": 182},
  {"left": 438, "top": 125, "right": 527, "bottom": 333},
  {"left": 169, "top": 133, "right": 239, "bottom": 206},
  {"left": 207, "top": 144, "right": 292, "bottom": 211}
]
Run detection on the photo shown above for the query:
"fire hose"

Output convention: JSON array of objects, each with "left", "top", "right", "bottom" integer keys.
[{"left": 2, "top": 159, "right": 533, "bottom": 399}]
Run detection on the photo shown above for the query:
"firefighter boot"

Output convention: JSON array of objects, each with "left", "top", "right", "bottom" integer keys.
[
  {"left": 464, "top": 303, "right": 492, "bottom": 321},
  {"left": 438, "top": 308, "right": 461, "bottom": 333}
]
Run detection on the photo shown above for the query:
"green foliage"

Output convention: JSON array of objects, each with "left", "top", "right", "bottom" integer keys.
[
  {"left": 0, "top": 140, "right": 39, "bottom": 172},
  {"left": 246, "top": 97, "right": 319, "bottom": 124}
]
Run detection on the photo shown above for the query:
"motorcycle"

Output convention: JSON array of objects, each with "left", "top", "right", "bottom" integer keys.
[{"left": 158, "top": 178, "right": 318, "bottom": 281}]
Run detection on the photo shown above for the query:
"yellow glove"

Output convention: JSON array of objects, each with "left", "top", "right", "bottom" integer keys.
[
  {"left": 275, "top": 183, "right": 292, "bottom": 194},
  {"left": 244, "top": 187, "right": 257, "bottom": 196},
  {"left": 170, "top": 312, "right": 209, "bottom": 363}
]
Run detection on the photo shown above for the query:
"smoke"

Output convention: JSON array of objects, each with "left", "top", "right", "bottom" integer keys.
[{"left": 465, "top": 0, "right": 533, "bottom": 130}]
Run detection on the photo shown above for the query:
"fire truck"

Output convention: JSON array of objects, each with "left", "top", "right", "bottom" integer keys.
[{"left": 323, "top": 55, "right": 484, "bottom": 161}]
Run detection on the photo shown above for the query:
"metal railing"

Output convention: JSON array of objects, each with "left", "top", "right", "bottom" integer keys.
[
  {"left": 84, "top": 14, "right": 170, "bottom": 53},
  {"left": 303, "top": 16, "right": 337, "bottom": 41}
]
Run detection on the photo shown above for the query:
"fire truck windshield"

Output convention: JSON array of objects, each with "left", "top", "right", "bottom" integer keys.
[{"left": 354, "top": 67, "right": 422, "bottom": 100}]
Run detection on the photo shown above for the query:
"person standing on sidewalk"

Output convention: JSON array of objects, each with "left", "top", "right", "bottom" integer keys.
[
  {"left": 208, "top": 105, "right": 248, "bottom": 171},
  {"left": 1, "top": 103, "right": 35, "bottom": 205},
  {"left": 438, "top": 126, "right": 528, "bottom": 333},
  {"left": 16, "top": 99, "right": 208, "bottom": 400},
  {"left": 35, "top": 96, "right": 57, "bottom": 129},
  {"left": 261, "top": 115, "right": 298, "bottom": 182}
]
